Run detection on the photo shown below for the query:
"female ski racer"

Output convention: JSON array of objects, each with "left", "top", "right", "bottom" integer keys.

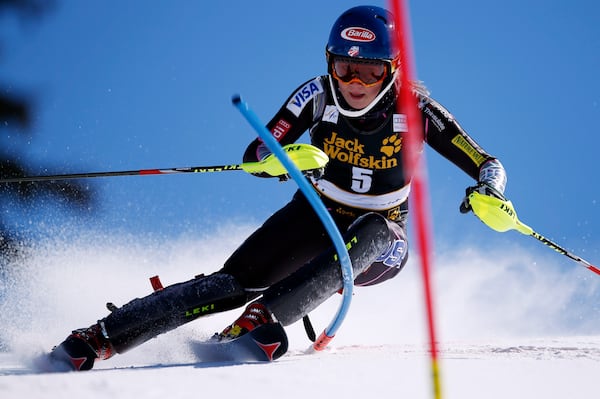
[{"left": 48, "top": 5, "right": 506, "bottom": 371}]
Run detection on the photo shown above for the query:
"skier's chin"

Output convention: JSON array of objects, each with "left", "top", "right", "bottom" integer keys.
[{"left": 345, "top": 95, "right": 371, "bottom": 110}]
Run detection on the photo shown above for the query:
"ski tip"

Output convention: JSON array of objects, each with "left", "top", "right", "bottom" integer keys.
[
  {"left": 192, "top": 322, "right": 288, "bottom": 363},
  {"left": 28, "top": 351, "right": 75, "bottom": 373},
  {"left": 231, "top": 94, "right": 242, "bottom": 105}
]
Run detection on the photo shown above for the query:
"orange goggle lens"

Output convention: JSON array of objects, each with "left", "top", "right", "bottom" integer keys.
[{"left": 332, "top": 59, "right": 388, "bottom": 87}]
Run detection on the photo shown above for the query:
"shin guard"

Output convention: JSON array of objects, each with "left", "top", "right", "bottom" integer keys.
[{"left": 101, "top": 273, "right": 247, "bottom": 353}]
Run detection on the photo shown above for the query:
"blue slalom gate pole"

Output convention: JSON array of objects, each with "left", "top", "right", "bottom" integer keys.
[{"left": 232, "top": 95, "right": 353, "bottom": 349}]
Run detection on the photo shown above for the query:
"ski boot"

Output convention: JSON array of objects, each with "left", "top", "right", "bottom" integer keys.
[
  {"left": 49, "top": 323, "right": 114, "bottom": 371},
  {"left": 217, "top": 302, "right": 274, "bottom": 341}
]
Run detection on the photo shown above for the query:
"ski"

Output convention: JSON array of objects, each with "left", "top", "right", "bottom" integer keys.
[
  {"left": 28, "top": 322, "right": 288, "bottom": 373},
  {"left": 30, "top": 346, "right": 81, "bottom": 373},
  {"left": 191, "top": 322, "right": 288, "bottom": 363}
]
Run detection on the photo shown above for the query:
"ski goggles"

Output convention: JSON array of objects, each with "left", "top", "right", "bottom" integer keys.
[{"left": 331, "top": 58, "right": 389, "bottom": 87}]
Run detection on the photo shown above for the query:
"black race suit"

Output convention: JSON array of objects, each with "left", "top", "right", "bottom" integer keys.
[{"left": 220, "top": 75, "right": 501, "bottom": 293}]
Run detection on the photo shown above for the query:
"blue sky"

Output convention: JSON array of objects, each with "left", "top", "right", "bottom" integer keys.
[{"left": 1, "top": 1, "right": 599, "bottom": 271}]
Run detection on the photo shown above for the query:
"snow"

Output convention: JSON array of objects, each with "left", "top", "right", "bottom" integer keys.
[{"left": 1, "top": 225, "right": 599, "bottom": 398}]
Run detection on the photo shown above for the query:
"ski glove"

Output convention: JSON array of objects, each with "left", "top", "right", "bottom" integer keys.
[{"left": 459, "top": 182, "right": 506, "bottom": 214}]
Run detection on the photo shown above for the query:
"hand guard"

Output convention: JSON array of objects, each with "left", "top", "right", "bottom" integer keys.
[
  {"left": 460, "top": 183, "right": 520, "bottom": 233},
  {"left": 241, "top": 144, "right": 328, "bottom": 180}
]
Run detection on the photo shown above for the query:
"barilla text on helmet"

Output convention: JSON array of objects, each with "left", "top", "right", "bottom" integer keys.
[{"left": 341, "top": 27, "right": 376, "bottom": 42}]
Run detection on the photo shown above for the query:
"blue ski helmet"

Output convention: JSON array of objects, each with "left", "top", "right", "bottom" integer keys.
[
  {"left": 326, "top": 5, "right": 398, "bottom": 64},
  {"left": 325, "top": 6, "right": 399, "bottom": 117}
]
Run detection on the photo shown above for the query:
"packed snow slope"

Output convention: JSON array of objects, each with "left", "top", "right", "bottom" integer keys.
[{"left": 1, "top": 223, "right": 599, "bottom": 398}]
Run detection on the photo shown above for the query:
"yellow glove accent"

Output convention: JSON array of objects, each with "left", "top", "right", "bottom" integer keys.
[
  {"left": 468, "top": 191, "right": 530, "bottom": 234},
  {"left": 241, "top": 143, "right": 329, "bottom": 177}
]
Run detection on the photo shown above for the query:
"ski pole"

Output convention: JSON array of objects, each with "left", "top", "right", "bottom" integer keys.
[
  {"left": 0, "top": 164, "right": 244, "bottom": 183},
  {"left": 520, "top": 225, "right": 600, "bottom": 275},
  {"left": 232, "top": 94, "right": 353, "bottom": 351},
  {"left": 0, "top": 143, "right": 328, "bottom": 183},
  {"left": 468, "top": 191, "right": 600, "bottom": 275}
]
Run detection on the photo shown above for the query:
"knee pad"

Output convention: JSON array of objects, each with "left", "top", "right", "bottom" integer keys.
[{"left": 354, "top": 218, "right": 408, "bottom": 286}]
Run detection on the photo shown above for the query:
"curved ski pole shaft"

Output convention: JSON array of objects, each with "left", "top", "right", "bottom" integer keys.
[{"left": 232, "top": 95, "right": 352, "bottom": 350}]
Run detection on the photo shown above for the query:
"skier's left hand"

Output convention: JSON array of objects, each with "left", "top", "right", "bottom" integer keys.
[{"left": 459, "top": 182, "right": 506, "bottom": 214}]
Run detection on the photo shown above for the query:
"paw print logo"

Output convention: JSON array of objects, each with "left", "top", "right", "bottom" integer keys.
[{"left": 380, "top": 134, "right": 402, "bottom": 157}]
